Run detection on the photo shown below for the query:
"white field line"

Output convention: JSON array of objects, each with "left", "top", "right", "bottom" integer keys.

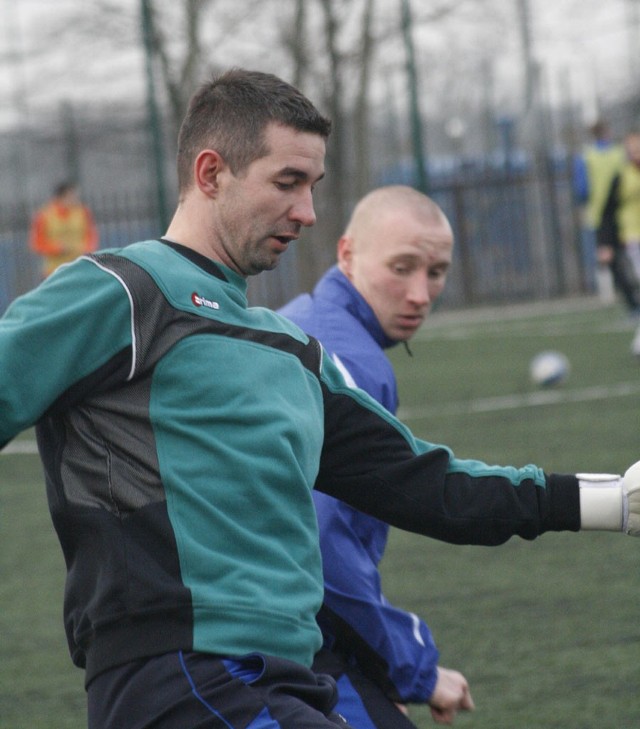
[
  {"left": 5, "top": 381, "right": 635, "bottom": 456},
  {"left": 2, "top": 302, "right": 635, "bottom": 452},
  {"left": 417, "top": 311, "right": 636, "bottom": 341},
  {"left": 415, "top": 298, "right": 636, "bottom": 342},
  {"left": 397, "top": 380, "right": 640, "bottom": 421},
  {"left": 1, "top": 440, "right": 40, "bottom": 455}
]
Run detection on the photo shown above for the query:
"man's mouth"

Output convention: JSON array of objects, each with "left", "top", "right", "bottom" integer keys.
[
  {"left": 271, "top": 233, "right": 298, "bottom": 250},
  {"left": 397, "top": 314, "right": 424, "bottom": 328}
]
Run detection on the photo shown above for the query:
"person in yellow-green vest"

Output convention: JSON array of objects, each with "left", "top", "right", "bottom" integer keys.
[
  {"left": 573, "top": 120, "right": 625, "bottom": 295},
  {"left": 608, "top": 132, "right": 640, "bottom": 279},
  {"left": 29, "top": 181, "right": 99, "bottom": 278},
  {"left": 598, "top": 131, "right": 640, "bottom": 317}
]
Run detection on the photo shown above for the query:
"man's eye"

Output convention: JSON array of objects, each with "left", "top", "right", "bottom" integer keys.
[{"left": 275, "top": 181, "right": 295, "bottom": 191}]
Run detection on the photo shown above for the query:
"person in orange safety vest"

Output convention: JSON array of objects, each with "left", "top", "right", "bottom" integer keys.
[{"left": 29, "top": 181, "right": 99, "bottom": 277}]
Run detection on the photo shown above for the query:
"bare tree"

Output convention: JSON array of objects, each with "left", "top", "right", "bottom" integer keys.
[
  {"left": 143, "top": 0, "right": 213, "bottom": 140},
  {"left": 283, "top": 0, "right": 310, "bottom": 90},
  {"left": 318, "top": 0, "right": 348, "bottom": 240},
  {"left": 278, "top": 0, "right": 384, "bottom": 241},
  {"left": 353, "top": 0, "right": 377, "bottom": 198},
  {"left": 143, "top": 0, "right": 265, "bottom": 138}
]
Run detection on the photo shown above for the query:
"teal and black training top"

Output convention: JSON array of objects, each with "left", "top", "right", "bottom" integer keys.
[{"left": 0, "top": 239, "right": 580, "bottom": 683}]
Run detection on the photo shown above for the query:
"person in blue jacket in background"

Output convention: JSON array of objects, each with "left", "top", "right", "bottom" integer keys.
[{"left": 279, "top": 185, "right": 472, "bottom": 727}]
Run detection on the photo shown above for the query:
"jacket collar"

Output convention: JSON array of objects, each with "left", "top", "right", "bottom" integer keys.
[{"left": 314, "top": 265, "right": 398, "bottom": 350}]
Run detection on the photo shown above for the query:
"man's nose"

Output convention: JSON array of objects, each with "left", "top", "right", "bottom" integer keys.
[
  {"left": 407, "top": 272, "right": 430, "bottom": 306},
  {"left": 291, "top": 191, "right": 317, "bottom": 227}
]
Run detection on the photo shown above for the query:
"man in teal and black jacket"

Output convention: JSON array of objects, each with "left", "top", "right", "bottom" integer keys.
[{"left": 1, "top": 70, "right": 639, "bottom": 729}]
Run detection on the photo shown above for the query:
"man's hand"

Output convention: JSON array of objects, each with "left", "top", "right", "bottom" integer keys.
[
  {"left": 578, "top": 461, "right": 640, "bottom": 535},
  {"left": 623, "top": 461, "right": 640, "bottom": 535},
  {"left": 428, "top": 666, "right": 474, "bottom": 725}
]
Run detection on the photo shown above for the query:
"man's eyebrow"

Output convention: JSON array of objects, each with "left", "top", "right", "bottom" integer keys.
[
  {"left": 389, "top": 252, "right": 422, "bottom": 260},
  {"left": 277, "top": 167, "right": 325, "bottom": 183}
]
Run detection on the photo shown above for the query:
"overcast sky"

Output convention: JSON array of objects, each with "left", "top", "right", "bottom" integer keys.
[{"left": 2, "top": 0, "right": 639, "bottom": 131}]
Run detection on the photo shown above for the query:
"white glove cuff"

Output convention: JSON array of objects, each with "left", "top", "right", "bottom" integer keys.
[
  {"left": 577, "top": 473, "right": 623, "bottom": 531},
  {"left": 621, "top": 461, "right": 640, "bottom": 535}
]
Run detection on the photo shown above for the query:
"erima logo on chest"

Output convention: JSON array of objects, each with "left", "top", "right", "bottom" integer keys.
[{"left": 191, "top": 292, "right": 220, "bottom": 310}]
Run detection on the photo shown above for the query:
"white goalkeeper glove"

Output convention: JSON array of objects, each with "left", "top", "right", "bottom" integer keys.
[{"left": 578, "top": 460, "right": 640, "bottom": 535}]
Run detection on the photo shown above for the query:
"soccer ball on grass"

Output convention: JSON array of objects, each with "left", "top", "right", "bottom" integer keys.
[{"left": 529, "top": 350, "right": 570, "bottom": 387}]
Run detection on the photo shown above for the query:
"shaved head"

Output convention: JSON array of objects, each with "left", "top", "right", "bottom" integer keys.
[
  {"left": 337, "top": 185, "right": 454, "bottom": 342},
  {"left": 343, "top": 186, "right": 452, "bottom": 252}
]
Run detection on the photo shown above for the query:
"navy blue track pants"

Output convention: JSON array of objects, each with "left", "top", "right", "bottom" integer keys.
[
  {"left": 312, "top": 649, "right": 419, "bottom": 729},
  {"left": 87, "top": 651, "right": 355, "bottom": 729}
]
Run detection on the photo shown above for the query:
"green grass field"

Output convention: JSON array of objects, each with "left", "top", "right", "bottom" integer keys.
[
  {"left": 1, "top": 297, "right": 639, "bottom": 728},
  {"left": 385, "top": 298, "right": 640, "bottom": 728}
]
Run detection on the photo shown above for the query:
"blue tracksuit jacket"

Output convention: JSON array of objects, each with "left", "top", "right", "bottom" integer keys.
[{"left": 279, "top": 266, "right": 440, "bottom": 703}]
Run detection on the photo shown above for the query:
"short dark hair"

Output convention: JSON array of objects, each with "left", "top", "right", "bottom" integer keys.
[
  {"left": 54, "top": 181, "right": 77, "bottom": 197},
  {"left": 176, "top": 68, "right": 331, "bottom": 193},
  {"left": 589, "top": 119, "right": 610, "bottom": 140}
]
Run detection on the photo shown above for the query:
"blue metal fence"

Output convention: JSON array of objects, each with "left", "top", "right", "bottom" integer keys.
[{"left": 0, "top": 165, "right": 588, "bottom": 316}]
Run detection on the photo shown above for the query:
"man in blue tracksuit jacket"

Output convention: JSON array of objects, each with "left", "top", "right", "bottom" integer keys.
[{"left": 279, "top": 186, "right": 472, "bottom": 727}]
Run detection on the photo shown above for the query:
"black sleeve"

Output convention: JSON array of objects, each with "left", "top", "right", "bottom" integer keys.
[
  {"left": 597, "top": 174, "right": 621, "bottom": 250},
  {"left": 315, "top": 384, "right": 581, "bottom": 546}
]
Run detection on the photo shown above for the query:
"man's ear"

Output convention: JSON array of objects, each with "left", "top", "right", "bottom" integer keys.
[
  {"left": 194, "top": 149, "right": 226, "bottom": 198},
  {"left": 337, "top": 235, "right": 354, "bottom": 278}
]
